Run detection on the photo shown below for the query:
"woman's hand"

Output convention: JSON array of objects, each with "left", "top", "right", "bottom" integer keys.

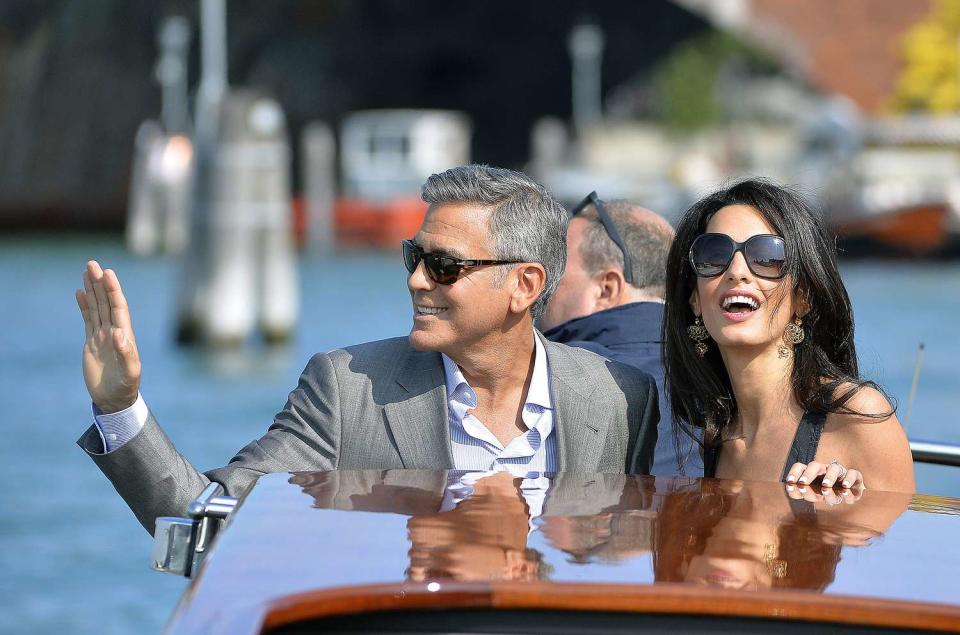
[{"left": 785, "top": 460, "right": 864, "bottom": 490}]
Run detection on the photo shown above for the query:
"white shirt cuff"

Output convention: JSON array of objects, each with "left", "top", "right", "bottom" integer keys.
[{"left": 92, "top": 393, "right": 148, "bottom": 452}]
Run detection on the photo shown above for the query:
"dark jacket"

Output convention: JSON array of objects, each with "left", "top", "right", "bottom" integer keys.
[{"left": 543, "top": 302, "right": 698, "bottom": 475}]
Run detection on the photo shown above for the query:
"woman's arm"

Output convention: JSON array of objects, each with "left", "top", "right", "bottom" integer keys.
[{"left": 829, "top": 386, "right": 916, "bottom": 494}]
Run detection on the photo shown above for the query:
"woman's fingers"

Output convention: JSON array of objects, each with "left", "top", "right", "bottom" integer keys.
[
  {"left": 784, "top": 462, "right": 807, "bottom": 484},
  {"left": 840, "top": 487, "right": 863, "bottom": 504},
  {"left": 822, "top": 462, "right": 846, "bottom": 488},
  {"left": 786, "top": 458, "right": 865, "bottom": 493},
  {"left": 842, "top": 469, "right": 865, "bottom": 491},
  {"left": 798, "top": 461, "right": 827, "bottom": 486},
  {"left": 785, "top": 461, "right": 863, "bottom": 491},
  {"left": 819, "top": 486, "right": 843, "bottom": 506}
]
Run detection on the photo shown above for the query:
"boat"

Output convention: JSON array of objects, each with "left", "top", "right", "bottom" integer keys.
[
  {"left": 333, "top": 110, "right": 471, "bottom": 249},
  {"left": 152, "top": 459, "right": 960, "bottom": 634},
  {"left": 826, "top": 116, "right": 960, "bottom": 257}
]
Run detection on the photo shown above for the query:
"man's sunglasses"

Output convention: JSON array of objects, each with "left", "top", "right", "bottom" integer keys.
[
  {"left": 571, "top": 192, "right": 635, "bottom": 284},
  {"left": 402, "top": 240, "right": 523, "bottom": 285},
  {"left": 688, "top": 233, "right": 788, "bottom": 279}
]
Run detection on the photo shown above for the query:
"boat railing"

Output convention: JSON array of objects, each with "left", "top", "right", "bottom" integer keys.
[
  {"left": 910, "top": 438, "right": 960, "bottom": 467},
  {"left": 151, "top": 482, "right": 238, "bottom": 578}
]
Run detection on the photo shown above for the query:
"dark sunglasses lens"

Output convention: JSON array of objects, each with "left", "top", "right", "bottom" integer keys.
[
  {"left": 424, "top": 254, "right": 462, "bottom": 285},
  {"left": 746, "top": 236, "right": 786, "bottom": 278},
  {"left": 402, "top": 241, "right": 420, "bottom": 274},
  {"left": 691, "top": 234, "right": 733, "bottom": 277}
]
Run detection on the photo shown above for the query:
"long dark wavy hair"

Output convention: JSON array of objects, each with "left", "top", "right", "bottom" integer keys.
[{"left": 662, "top": 178, "right": 891, "bottom": 452}]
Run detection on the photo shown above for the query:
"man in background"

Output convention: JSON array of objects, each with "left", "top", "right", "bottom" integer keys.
[{"left": 539, "top": 193, "right": 696, "bottom": 475}]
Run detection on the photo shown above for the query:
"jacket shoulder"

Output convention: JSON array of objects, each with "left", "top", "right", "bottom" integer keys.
[{"left": 307, "top": 336, "right": 415, "bottom": 368}]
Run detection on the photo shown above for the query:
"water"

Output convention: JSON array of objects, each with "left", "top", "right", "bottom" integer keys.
[{"left": 1, "top": 235, "right": 958, "bottom": 633}]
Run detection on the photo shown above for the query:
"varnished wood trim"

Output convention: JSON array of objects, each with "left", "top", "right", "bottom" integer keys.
[{"left": 258, "top": 582, "right": 960, "bottom": 633}]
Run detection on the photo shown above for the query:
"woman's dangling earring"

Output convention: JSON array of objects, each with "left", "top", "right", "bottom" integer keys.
[
  {"left": 687, "top": 316, "right": 710, "bottom": 357},
  {"left": 779, "top": 315, "right": 805, "bottom": 358},
  {"left": 763, "top": 543, "right": 787, "bottom": 579}
]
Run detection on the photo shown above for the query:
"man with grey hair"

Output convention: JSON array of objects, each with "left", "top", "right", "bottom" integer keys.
[
  {"left": 539, "top": 193, "right": 696, "bottom": 475},
  {"left": 75, "top": 165, "right": 660, "bottom": 533}
]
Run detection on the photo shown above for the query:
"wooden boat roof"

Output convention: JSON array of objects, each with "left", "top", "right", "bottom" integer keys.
[{"left": 165, "top": 471, "right": 960, "bottom": 634}]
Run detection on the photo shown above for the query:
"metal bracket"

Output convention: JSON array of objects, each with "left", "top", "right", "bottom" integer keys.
[{"left": 151, "top": 482, "right": 238, "bottom": 577}]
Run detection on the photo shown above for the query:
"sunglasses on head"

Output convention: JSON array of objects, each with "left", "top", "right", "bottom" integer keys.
[
  {"left": 402, "top": 239, "right": 523, "bottom": 285},
  {"left": 688, "top": 233, "right": 788, "bottom": 279},
  {"left": 571, "top": 191, "right": 635, "bottom": 284}
]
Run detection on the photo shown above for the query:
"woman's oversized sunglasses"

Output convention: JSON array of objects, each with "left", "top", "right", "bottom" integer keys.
[
  {"left": 402, "top": 240, "right": 523, "bottom": 285},
  {"left": 688, "top": 233, "right": 788, "bottom": 279}
]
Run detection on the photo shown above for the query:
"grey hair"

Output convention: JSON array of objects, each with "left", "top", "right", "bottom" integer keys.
[
  {"left": 421, "top": 164, "right": 567, "bottom": 318},
  {"left": 578, "top": 199, "right": 675, "bottom": 297}
]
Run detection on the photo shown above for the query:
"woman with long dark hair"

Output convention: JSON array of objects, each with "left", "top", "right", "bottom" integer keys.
[{"left": 663, "top": 179, "right": 914, "bottom": 492}]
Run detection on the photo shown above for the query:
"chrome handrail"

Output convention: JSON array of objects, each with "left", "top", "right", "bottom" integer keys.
[
  {"left": 152, "top": 482, "right": 238, "bottom": 577},
  {"left": 910, "top": 439, "right": 960, "bottom": 467},
  {"left": 188, "top": 482, "right": 238, "bottom": 519}
]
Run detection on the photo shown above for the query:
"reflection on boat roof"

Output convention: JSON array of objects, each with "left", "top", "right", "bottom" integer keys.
[{"left": 166, "top": 471, "right": 960, "bottom": 634}]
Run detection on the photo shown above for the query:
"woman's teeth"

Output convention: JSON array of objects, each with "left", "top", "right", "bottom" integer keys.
[
  {"left": 416, "top": 306, "right": 447, "bottom": 315},
  {"left": 721, "top": 295, "right": 760, "bottom": 311}
]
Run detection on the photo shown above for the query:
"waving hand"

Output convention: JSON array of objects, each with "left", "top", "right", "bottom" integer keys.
[{"left": 75, "top": 261, "right": 142, "bottom": 413}]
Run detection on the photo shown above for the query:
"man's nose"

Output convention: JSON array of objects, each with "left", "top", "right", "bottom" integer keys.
[{"left": 407, "top": 259, "right": 435, "bottom": 293}]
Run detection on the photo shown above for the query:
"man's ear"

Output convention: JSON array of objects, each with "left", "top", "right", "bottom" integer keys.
[
  {"left": 510, "top": 263, "right": 547, "bottom": 314},
  {"left": 596, "top": 269, "right": 626, "bottom": 310},
  {"left": 689, "top": 288, "right": 701, "bottom": 316}
]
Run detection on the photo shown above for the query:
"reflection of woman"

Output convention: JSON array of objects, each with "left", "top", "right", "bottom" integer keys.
[
  {"left": 653, "top": 479, "right": 907, "bottom": 591},
  {"left": 663, "top": 180, "right": 914, "bottom": 492}
]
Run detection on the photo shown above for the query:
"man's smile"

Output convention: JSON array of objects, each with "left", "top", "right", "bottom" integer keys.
[{"left": 415, "top": 304, "right": 448, "bottom": 317}]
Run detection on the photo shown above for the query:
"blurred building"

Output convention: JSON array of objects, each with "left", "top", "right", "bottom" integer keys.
[
  {"left": 679, "top": 0, "right": 933, "bottom": 114},
  {"left": 0, "top": 0, "right": 709, "bottom": 229},
  {"left": 1, "top": 0, "right": 957, "bottom": 257}
]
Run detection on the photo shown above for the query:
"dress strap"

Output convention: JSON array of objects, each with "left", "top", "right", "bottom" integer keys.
[
  {"left": 780, "top": 411, "right": 827, "bottom": 481},
  {"left": 703, "top": 443, "right": 719, "bottom": 478}
]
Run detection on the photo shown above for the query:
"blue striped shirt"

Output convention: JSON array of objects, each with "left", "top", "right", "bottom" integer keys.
[{"left": 442, "top": 334, "right": 557, "bottom": 472}]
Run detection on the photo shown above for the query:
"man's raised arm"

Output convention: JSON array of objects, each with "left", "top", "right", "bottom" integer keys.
[{"left": 76, "top": 260, "right": 142, "bottom": 415}]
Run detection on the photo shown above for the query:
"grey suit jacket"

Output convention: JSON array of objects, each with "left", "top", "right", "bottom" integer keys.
[{"left": 78, "top": 333, "right": 659, "bottom": 533}]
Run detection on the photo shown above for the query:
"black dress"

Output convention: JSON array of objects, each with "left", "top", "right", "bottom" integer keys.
[{"left": 702, "top": 411, "right": 828, "bottom": 480}]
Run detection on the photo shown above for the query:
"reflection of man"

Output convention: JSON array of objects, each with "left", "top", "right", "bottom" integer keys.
[
  {"left": 76, "top": 165, "right": 659, "bottom": 533},
  {"left": 407, "top": 471, "right": 546, "bottom": 582},
  {"left": 540, "top": 473, "right": 658, "bottom": 564},
  {"left": 539, "top": 193, "right": 694, "bottom": 475},
  {"left": 290, "top": 469, "right": 549, "bottom": 582}
]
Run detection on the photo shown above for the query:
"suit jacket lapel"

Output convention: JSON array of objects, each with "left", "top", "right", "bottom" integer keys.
[
  {"left": 383, "top": 348, "right": 455, "bottom": 470},
  {"left": 542, "top": 333, "right": 607, "bottom": 473}
]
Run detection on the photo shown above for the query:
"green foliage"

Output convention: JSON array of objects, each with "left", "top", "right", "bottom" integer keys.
[
  {"left": 892, "top": 0, "right": 960, "bottom": 113},
  {"left": 654, "top": 31, "right": 772, "bottom": 132}
]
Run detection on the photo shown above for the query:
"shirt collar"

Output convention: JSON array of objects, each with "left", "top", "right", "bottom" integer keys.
[
  {"left": 526, "top": 332, "right": 552, "bottom": 410},
  {"left": 441, "top": 331, "right": 552, "bottom": 411}
]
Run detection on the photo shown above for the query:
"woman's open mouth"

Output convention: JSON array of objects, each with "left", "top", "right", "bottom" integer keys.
[{"left": 719, "top": 294, "right": 760, "bottom": 322}]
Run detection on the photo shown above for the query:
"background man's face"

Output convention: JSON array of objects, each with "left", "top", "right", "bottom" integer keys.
[
  {"left": 407, "top": 203, "right": 513, "bottom": 356},
  {"left": 539, "top": 217, "right": 597, "bottom": 331}
]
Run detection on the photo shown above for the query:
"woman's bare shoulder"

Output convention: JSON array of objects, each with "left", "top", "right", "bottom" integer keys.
[
  {"left": 828, "top": 382, "right": 896, "bottom": 426},
  {"left": 824, "top": 383, "right": 915, "bottom": 492}
]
